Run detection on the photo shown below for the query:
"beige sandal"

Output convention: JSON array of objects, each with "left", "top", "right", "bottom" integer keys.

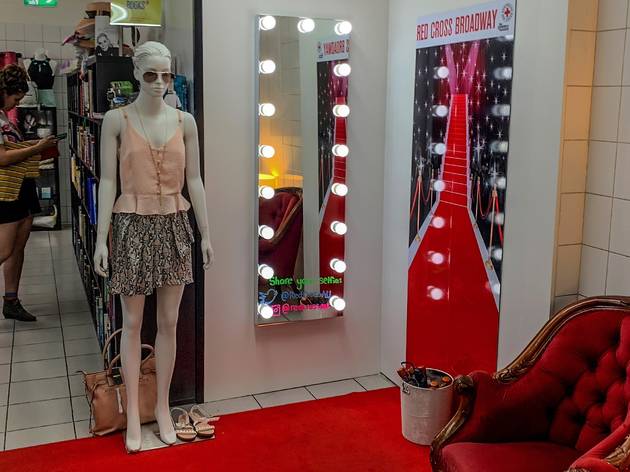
[
  {"left": 188, "top": 405, "right": 219, "bottom": 439},
  {"left": 171, "top": 407, "right": 197, "bottom": 442}
]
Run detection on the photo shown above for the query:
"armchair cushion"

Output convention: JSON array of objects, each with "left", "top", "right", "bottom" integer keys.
[
  {"left": 259, "top": 191, "right": 299, "bottom": 235},
  {"left": 449, "top": 310, "right": 629, "bottom": 452},
  {"left": 440, "top": 442, "right": 580, "bottom": 472},
  {"left": 432, "top": 298, "right": 630, "bottom": 472}
]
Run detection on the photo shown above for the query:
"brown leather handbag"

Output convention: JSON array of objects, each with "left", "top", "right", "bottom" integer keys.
[{"left": 81, "top": 329, "right": 157, "bottom": 436}]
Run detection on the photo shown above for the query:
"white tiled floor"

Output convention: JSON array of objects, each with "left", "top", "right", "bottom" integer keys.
[
  {"left": 0, "top": 230, "right": 95, "bottom": 451},
  {"left": 0, "top": 229, "right": 397, "bottom": 453}
]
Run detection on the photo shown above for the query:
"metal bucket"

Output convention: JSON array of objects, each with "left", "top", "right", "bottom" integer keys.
[{"left": 401, "top": 368, "right": 454, "bottom": 445}]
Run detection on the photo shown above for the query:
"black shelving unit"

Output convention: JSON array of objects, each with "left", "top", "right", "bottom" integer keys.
[
  {"left": 66, "top": 54, "right": 204, "bottom": 405},
  {"left": 16, "top": 105, "right": 62, "bottom": 231},
  {"left": 66, "top": 57, "right": 130, "bottom": 361}
]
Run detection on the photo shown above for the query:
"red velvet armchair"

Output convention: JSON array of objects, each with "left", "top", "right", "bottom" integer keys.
[
  {"left": 431, "top": 296, "right": 630, "bottom": 472},
  {"left": 259, "top": 187, "right": 303, "bottom": 279}
]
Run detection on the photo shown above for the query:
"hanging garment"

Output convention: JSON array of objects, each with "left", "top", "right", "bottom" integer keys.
[
  {"left": 27, "top": 58, "right": 55, "bottom": 90},
  {"left": 109, "top": 107, "right": 194, "bottom": 296}
]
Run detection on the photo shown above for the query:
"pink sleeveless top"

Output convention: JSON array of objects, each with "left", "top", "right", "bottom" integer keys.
[{"left": 112, "top": 108, "right": 191, "bottom": 215}]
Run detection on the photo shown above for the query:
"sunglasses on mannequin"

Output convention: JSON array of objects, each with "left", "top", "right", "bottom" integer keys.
[{"left": 141, "top": 70, "right": 175, "bottom": 84}]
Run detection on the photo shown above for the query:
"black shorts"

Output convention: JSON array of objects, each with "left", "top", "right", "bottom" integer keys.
[{"left": 0, "top": 178, "right": 41, "bottom": 224}]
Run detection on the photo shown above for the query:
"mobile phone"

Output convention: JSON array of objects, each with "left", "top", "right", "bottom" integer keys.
[
  {"left": 55, "top": 133, "right": 67, "bottom": 140},
  {"left": 111, "top": 367, "right": 123, "bottom": 385}
]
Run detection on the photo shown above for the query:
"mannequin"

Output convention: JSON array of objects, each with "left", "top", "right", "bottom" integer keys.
[{"left": 94, "top": 42, "right": 214, "bottom": 452}]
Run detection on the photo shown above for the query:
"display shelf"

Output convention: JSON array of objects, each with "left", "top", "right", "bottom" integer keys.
[
  {"left": 66, "top": 56, "right": 136, "bottom": 350},
  {"left": 15, "top": 105, "right": 62, "bottom": 231},
  {"left": 70, "top": 144, "right": 99, "bottom": 182}
]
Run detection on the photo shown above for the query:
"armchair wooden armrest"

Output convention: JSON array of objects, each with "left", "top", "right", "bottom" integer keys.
[{"left": 568, "top": 424, "right": 630, "bottom": 472}]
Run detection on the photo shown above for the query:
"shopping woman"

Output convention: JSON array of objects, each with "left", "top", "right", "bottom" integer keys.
[{"left": 0, "top": 64, "right": 57, "bottom": 322}]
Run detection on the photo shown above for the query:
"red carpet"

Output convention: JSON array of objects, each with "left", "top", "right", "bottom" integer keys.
[
  {"left": 407, "top": 94, "right": 499, "bottom": 376},
  {"left": 0, "top": 387, "right": 429, "bottom": 472}
]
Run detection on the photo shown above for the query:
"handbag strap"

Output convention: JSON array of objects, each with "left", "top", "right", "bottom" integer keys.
[
  {"left": 101, "top": 328, "right": 123, "bottom": 368},
  {"left": 106, "top": 344, "right": 155, "bottom": 376}
]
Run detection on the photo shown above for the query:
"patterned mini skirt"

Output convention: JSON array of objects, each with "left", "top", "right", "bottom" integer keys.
[{"left": 110, "top": 211, "right": 194, "bottom": 296}]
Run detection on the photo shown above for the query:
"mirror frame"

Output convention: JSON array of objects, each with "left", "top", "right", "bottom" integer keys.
[{"left": 253, "top": 14, "right": 352, "bottom": 326}]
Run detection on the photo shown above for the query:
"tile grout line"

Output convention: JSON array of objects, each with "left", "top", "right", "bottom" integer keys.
[
  {"left": 49, "top": 232, "right": 79, "bottom": 439},
  {"left": 604, "top": 21, "right": 630, "bottom": 295},
  {"left": 2, "top": 316, "right": 15, "bottom": 449}
]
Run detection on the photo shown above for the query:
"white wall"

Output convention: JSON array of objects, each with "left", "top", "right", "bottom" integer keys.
[
  {"left": 202, "top": 0, "right": 388, "bottom": 401},
  {"left": 0, "top": 0, "right": 89, "bottom": 26},
  {"left": 381, "top": 0, "right": 570, "bottom": 382}
]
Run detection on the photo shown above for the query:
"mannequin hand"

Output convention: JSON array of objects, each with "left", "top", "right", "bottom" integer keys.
[
  {"left": 94, "top": 244, "right": 109, "bottom": 278},
  {"left": 201, "top": 238, "right": 214, "bottom": 270}
]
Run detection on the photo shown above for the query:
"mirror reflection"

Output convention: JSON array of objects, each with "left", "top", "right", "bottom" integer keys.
[{"left": 255, "top": 15, "right": 351, "bottom": 325}]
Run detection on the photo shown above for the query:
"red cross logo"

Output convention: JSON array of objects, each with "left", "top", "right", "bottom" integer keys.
[{"left": 502, "top": 4, "right": 513, "bottom": 20}]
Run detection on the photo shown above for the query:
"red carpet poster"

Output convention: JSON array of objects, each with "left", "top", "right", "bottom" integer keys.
[{"left": 406, "top": 1, "right": 516, "bottom": 374}]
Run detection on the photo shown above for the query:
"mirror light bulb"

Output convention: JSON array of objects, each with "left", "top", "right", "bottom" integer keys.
[
  {"left": 331, "top": 221, "right": 348, "bottom": 235},
  {"left": 432, "top": 216, "right": 446, "bottom": 229},
  {"left": 491, "top": 140, "right": 509, "bottom": 153},
  {"left": 259, "top": 103, "right": 276, "bottom": 117},
  {"left": 433, "top": 179, "right": 446, "bottom": 192},
  {"left": 435, "top": 66, "right": 449, "bottom": 79},
  {"left": 494, "top": 67, "right": 513, "bottom": 80},
  {"left": 432, "top": 143, "right": 447, "bottom": 155},
  {"left": 491, "top": 104, "right": 511, "bottom": 117},
  {"left": 329, "top": 295, "right": 346, "bottom": 311},
  {"left": 333, "top": 104, "right": 351, "bottom": 118},
  {"left": 259, "top": 186, "right": 275, "bottom": 199},
  {"left": 297, "top": 18, "right": 315, "bottom": 33},
  {"left": 334, "top": 21, "right": 352, "bottom": 35},
  {"left": 258, "top": 145, "right": 275, "bottom": 159},
  {"left": 333, "top": 63, "right": 351, "bottom": 77},
  {"left": 433, "top": 105, "right": 449, "bottom": 118},
  {"left": 259, "top": 16, "right": 277, "bottom": 31},
  {"left": 428, "top": 252, "right": 445, "bottom": 265},
  {"left": 332, "top": 144, "right": 349, "bottom": 157},
  {"left": 259, "top": 60, "right": 276, "bottom": 74},
  {"left": 331, "top": 183, "right": 349, "bottom": 196},
  {"left": 258, "top": 304, "right": 274, "bottom": 319},
  {"left": 330, "top": 258, "right": 347, "bottom": 274},
  {"left": 496, "top": 176, "right": 507, "bottom": 190},
  {"left": 258, "top": 225, "right": 275, "bottom": 240},
  {"left": 428, "top": 287, "right": 445, "bottom": 300},
  {"left": 258, "top": 264, "right": 275, "bottom": 280},
  {"left": 492, "top": 248, "right": 503, "bottom": 261}
]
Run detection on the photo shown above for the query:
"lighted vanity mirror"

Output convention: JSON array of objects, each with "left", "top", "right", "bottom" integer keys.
[{"left": 255, "top": 15, "right": 351, "bottom": 325}]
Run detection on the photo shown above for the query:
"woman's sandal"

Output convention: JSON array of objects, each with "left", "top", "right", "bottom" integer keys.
[
  {"left": 170, "top": 407, "right": 197, "bottom": 442},
  {"left": 188, "top": 405, "right": 219, "bottom": 439}
]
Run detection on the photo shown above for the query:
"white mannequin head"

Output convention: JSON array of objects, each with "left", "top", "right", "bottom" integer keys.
[{"left": 132, "top": 41, "right": 172, "bottom": 99}]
